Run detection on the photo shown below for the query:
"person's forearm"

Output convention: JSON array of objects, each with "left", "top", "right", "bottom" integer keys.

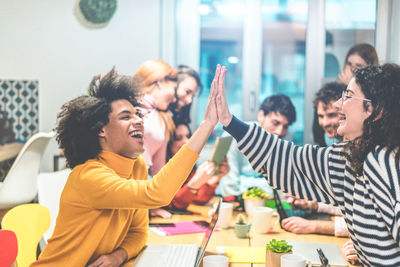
[
  {"left": 187, "top": 120, "right": 215, "bottom": 153},
  {"left": 314, "top": 220, "right": 335, "bottom": 235}
]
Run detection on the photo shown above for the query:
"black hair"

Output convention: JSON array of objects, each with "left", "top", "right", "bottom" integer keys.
[
  {"left": 56, "top": 67, "right": 140, "bottom": 168},
  {"left": 259, "top": 94, "right": 296, "bottom": 125},
  {"left": 166, "top": 121, "right": 192, "bottom": 162}
]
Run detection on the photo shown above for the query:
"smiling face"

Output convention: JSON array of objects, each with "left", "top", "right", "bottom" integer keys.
[
  {"left": 258, "top": 111, "right": 290, "bottom": 138},
  {"left": 334, "top": 78, "right": 372, "bottom": 141},
  {"left": 152, "top": 80, "right": 177, "bottom": 111},
  {"left": 175, "top": 76, "right": 199, "bottom": 111},
  {"left": 345, "top": 54, "right": 368, "bottom": 75},
  {"left": 99, "top": 99, "right": 145, "bottom": 158},
  {"left": 170, "top": 124, "right": 191, "bottom": 155},
  {"left": 317, "top": 100, "right": 339, "bottom": 138}
]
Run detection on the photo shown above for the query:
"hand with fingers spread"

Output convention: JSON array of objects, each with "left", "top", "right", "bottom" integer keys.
[{"left": 187, "top": 161, "right": 216, "bottom": 189}]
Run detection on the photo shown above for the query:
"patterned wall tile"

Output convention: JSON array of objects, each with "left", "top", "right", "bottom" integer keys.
[{"left": 0, "top": 79, "right": 39, "bottom": 142}]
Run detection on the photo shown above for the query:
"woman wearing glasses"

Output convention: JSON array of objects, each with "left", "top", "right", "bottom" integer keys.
[
  {"left": 338, "top": 43, "right": 379, "bottom": 85},
  {"left": 215, "top": 64, "right": 400, "bottom": 266}
]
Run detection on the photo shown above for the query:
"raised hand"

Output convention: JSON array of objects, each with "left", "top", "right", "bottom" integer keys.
[
  {"left": 202, "top": 64, "right": 222, "bottom": 127},
  {"left": 214, "top": 66, "right": 232, "bottom": 127},
  {"left": 338, "top": 65, "right": 353, "bottom": 85},
  {"left": 190, "top": 161, "right": 215, "bottom": 187},
  {"left": 186, "top": 65, "right": 224, "bottom": 153}
]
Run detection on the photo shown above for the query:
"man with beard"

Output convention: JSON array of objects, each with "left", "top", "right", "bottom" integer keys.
[{"left": 312, "top": 81, "right": 346, "bottom": 146}]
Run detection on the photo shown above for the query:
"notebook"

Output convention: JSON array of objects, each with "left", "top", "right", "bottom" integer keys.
[
  {"left": 131, "top": 198, "right": 222, "bottom": 267},
  {"left": 151, "top": 220, "right": 211, "bottom": 236},
  {"left": 291, "top": 241, "right": 348, "bottom": 266}
]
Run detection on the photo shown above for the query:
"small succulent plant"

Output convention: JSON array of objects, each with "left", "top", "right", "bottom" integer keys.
[
  {"left": 235, "top": 214, "right": 246, "bottom": 225},
  {"left": 266, "top": 239, "right": 293, "bottom": 253}
]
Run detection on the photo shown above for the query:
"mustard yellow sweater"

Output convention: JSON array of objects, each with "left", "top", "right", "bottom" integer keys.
[{"left": 31, "top": 145, "right": 198, "bottom": 266}]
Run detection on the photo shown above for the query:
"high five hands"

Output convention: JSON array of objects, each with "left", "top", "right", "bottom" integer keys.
[{"left": 206, "top": 64, "right": 233, "bottom": 127}]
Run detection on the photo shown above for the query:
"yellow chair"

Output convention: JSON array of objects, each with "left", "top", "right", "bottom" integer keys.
[{"left": 2, "top": 204, "right": 50, "bottom": 267}]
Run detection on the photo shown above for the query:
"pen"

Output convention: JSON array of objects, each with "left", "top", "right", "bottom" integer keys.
[
  {"left": 317, "top": 248, "right": 330, "bottom": 267},
  {"left": 149, "top": 223, "right": 175, "bottom": 227}
]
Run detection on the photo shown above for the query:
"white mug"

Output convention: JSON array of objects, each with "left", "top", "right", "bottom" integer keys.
[
  {"left": 203, "top": 255, "right": 229, "bottom": 267},
  {"left": 216, "top": 202, "right": 233, "bottom": 228},
  {"left": 253, "top": 206, "right": 274, "bottom": 234},
  {"left": 281, "top": 254, "right": 306, "bottom": 267}
]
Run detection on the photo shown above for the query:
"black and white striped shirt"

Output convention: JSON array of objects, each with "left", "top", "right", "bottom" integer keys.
[{"left": 224, "top": 116, "right": 400, "bottom": 267}]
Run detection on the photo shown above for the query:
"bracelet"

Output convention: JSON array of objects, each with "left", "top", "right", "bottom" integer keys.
[{"left": 187, "top": 186, "right": 199, "bottom": 194}]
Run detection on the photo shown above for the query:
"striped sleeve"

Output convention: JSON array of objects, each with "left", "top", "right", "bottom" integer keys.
[
  {"left": 224, "top": 116, "right": 337, "bottom": 205},
  {"left": 364, "top": 147, "right": 400, "bottom": 246}
]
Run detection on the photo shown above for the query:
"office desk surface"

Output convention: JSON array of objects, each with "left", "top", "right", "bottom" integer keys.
[{"left": 127, "top": 203, "right": 357, "bottom": 267}]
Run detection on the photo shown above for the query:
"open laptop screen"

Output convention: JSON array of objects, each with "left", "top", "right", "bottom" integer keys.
[{"left": 195, "top": 198, "right": 222, "bottom": 267}]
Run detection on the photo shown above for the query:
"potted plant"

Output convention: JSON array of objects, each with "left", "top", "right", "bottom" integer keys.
[
  {"left": 234, "top": 214, "right": 250, "bottom": 238},
  {"left": 242, "top": 187, "right": 269, "bottom": 217},
  {"left": 265, "top": 239, "right": 293, "bottom": 267}
]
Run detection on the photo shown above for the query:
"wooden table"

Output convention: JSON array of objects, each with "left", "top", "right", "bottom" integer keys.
[
  {"left": 127, "top": 203, "right": 356, "bottom": 267},
  {"left": 0, "top": 142, "right": 24, "bottom": 162}
]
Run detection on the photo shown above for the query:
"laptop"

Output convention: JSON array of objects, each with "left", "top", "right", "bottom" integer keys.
[{"left": 131, "top": 198, "right": 222, "bottom": 267}]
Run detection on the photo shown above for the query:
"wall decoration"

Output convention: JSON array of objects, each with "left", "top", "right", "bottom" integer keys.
[
  {"left": 79, "top": 0, "right": 117, "bottom": 24},
  {"left": 0, "top": 79, "right": 39, "bottom": 142}
]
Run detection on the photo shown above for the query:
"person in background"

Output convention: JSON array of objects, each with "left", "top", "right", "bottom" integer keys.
[
  {"left": 215, "top": 63, "right": 400, "bottom": 266},
  {"left": 280, "top": 84, "right": 349, "bottom": 236},
  {"left": 31, "top": 65, "right": 223, "bottom": 266},
  {"left": 134, "top": 59, "right": 177, "bottom": 177},
  {"left": 216, "top": 94, "right": 296, "bottom": 198},
  {"left": 281, "top": 195, "right": 349, "bottom": 237},
  {"left": 312, "top": 81, "right": 346, "bottom": 146},
  {"left": 166, "top": 122, "right": 229, "bottom": 211},
  {"left": 338, "top": 43, "right": 378, "bottom": 85},
  {"left": 169, "top": 65, "right": 203, "bottom": 124}
]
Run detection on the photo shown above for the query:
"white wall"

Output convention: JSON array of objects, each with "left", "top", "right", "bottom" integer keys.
[{"left": 0, "top": 0, "right": 161, "bottom": 171}]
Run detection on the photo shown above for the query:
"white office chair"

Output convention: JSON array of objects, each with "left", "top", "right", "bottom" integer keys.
[
  {"left": 0, "top": 132, "right": 54, "bottom": 209},
  {"left": 37, "top": 168, "right": 70, "bottom": 243}
]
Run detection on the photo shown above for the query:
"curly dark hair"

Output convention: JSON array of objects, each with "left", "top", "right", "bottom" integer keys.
[
  {"left": 313, "top": 81, "right": 346, "bottom": 107},
  {"left": 312, "top": 81, "right": 346, "bottom": 146},
  {"left": 345, "top": 64, "right": 400, "bottom": 175},
  {"left": 259, "top": 94, "right": 296, "bottom": 125},
  {"left": 56, "top": 67, "right": 141, "bottom": 168}
]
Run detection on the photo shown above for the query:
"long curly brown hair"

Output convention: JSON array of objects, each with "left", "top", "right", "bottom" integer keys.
[
  {"left": 56, "top": 67, "right": 140, "bottom": 168},
  {"left": 344, "top": 64, "right": 400, "bottom": 175}
]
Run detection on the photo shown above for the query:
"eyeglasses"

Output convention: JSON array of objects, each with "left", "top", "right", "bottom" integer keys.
[{"left": 341, "top": 90, "right": 371, "bottom": 106}]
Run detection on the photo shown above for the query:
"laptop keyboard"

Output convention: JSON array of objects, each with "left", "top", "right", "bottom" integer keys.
[{"left": 162, "top": 244, "right": 198, "bottom": 267}]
